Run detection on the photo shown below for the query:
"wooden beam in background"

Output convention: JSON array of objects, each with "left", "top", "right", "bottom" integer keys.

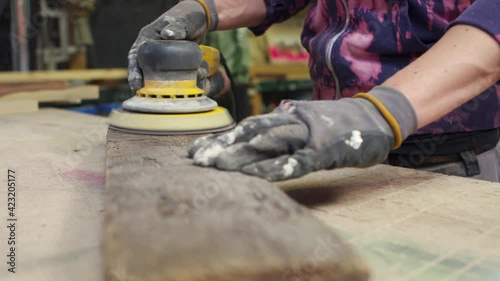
[
  {"left": 0, "top": 69, "right": 127, "bottom": 83},
  {"left": 0, "top": 99, "right": 38, "bottom": 115},
  {"left": 250, "top": 64, "right": 310, "bottom": 81},
  {"left": 0, "top": 85, "right": 99, "bottom": 103},
  {"left": 0, "top": 81, "right": 68, "bottom": 96}
]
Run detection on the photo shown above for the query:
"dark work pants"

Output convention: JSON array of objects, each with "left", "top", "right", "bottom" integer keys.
[{"left": 398, "top": 142, "right": 500, "bottom": 182}]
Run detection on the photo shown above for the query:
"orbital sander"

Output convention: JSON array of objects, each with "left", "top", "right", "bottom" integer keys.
[{"left": 109, "top": 40, "right": 235, "bottom": 135}]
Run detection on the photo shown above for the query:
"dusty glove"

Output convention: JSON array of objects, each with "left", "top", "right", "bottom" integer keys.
[
  {"left": 188, "top": 86, "right": 418, "bottom": 181},
  {"left": 128, "top": 0, "right": 219, "bottom": 93},
  {"left": 197, "top": 66, "right": 229, "bottom": 99}
]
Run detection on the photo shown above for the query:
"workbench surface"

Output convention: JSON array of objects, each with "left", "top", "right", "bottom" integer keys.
[{"left": 1, "top": 109, "right": 499, "bottom": 281}]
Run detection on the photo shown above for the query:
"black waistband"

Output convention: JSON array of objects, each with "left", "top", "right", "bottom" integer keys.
[{"left": 391, "top": 128, "right": 499, "bottom": 156}]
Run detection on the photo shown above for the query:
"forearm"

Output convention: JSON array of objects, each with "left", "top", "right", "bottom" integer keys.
[
  {"left": 383, "top": 24, "right": 500, "bottom": 128},
  {"left": 214, "top": 0, "right": 267, "bottom": 30}
]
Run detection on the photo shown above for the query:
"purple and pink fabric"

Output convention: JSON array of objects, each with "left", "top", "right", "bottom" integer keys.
[{"left": 250, "top": 0, "right": 500, "bottom": 135}]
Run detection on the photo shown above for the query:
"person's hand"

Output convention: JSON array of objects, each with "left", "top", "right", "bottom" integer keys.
[
  {"left": 128, "top": 0, "right": 219, "bottom": 93},
  {"left": 188, "top": 86, "right": 418, "bottom": 181},
  {"left": 203, "top": 68, "right": 231, "bottom": 99}
]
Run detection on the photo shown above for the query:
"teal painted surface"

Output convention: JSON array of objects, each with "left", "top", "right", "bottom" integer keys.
[{"left": 334, "top": 229, "right": 500, "bottom": 281}]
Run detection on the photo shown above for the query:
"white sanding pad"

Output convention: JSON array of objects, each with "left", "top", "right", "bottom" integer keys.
[
  {"left": 108, "top": 107, "right": 235, "bottom": 135},
  {"left": 122, "top": 96, "right": 218, "bottom": 113}
]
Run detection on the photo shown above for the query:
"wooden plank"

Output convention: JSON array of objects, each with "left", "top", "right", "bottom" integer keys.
[
  {"left": 70, "top": 52, "right": 88, "bottom": 70},
  {"left": 0, "top": 99, "right": 38, "bottom": 115},
  {"left": 248, "top": 88, "right": 263, "bottom": 116},
  {"left": 0, "top": 109, "right": 106, "bottom": 281},
  {"left": 0, "top": 68, "right": 127, "bottom": 83},
  {"left": 249, "top": 64, "right": 310, "bottom": 81},
  {"left": 0, "top": 81, "right": 68, "bottom": 96},
  {"left": 105, "top": 129, "right": 369, "bottom": 281},
  {"left": 0, "top": 85, "right": 99, "bottom": 103},
  {"left": 280, "top": 166, "right": 500, "bottom": 281}
]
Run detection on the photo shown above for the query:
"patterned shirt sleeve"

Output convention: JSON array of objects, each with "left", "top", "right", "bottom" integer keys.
[
  {"left": 449, "top": 0, "right": 500, "bottom": 44},
  {"left": 249, "top": 0, "right": 309, "bottom": 36}
]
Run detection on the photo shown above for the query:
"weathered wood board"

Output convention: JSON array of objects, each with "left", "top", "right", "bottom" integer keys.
[{"left": 105, "top": 129, "right": 369, "bottom": 281}]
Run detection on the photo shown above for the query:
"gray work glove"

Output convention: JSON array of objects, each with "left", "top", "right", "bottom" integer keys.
[
  {"left": 197, "top": 67, "right": 230, "bottom": 100},
  {"left": 128, "top": 0, "right": 219, "bottom": 93},
  {"left": 188, "top": 86, "right": 418, "bottom": 181}
]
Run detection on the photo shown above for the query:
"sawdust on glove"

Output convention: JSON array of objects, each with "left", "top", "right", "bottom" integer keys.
[
  {"left": 127, "top": 0, "right": 218, "bottom": 93},
  {"left": 188, "top": 86, "right": 418, "bottom": 181}
]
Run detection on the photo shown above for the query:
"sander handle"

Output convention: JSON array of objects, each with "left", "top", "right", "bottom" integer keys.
[{"left": 200, "top": 45, "right": 220, "bottom": 77}]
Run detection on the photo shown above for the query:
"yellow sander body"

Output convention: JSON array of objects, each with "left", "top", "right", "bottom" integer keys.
[{"left": 109, "top": 41, "right": 235, "bottom": 135}]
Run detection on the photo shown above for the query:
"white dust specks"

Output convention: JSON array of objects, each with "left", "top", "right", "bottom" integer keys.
[
  {"left": 131, "top": 73, "right": 142, "bottom": 80},
  {"left": 218, "top": 125, "right": 243, "bottom": 145},
  {"left": 220, "top": 132, "right": 236, "bottom": 145},
  {"left": 345, "top": 130, "right": 363, "bottom": 150},
  {"left": 234, "top": 125, "right": 244, "bottom": 135},
  {"left": 127, "top": 68, "right": 142, "bottom": 80},
  {"left": 320, "top": 115, "right": 334, "bottom": 127},
  {"left": 164, "top": 29, "right": 175, "bottom": 37},
  {"left": 194, "top": 144, "right": 224, "bottom": 166},
  {"left": 261, "top": 118, "right": 272, "bottom": 126},
  {"left": 192, "top": 135, "right": 210, "bottom": 146},
  {"left": 283, "top": 158, "right": 298, "bottom": 177},
  {"left": 249, "top": 134, "right": 263, "bottom": 145}
]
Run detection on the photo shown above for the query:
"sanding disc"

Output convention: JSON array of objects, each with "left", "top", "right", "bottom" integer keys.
[
  {"left": 122, "top": 96, "right": 218, "bottom": 113},
  {"left": 108, "top": 107, "right": 235, "bottom": 135}
]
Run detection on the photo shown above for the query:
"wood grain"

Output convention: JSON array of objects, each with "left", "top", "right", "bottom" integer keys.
[
  {"left": 0, "top": 99, "right": 38, "bottom": 115},
  {"left": 279, "top": 166, "right": 500, "bottom": 281},
  {"left": 105, "top": 129, "right": 369, "bottom": 281},
  {"left": 0, "top": 69, "right": 127, "bottom": 83},
  {"left": 0, "top": 81, "right": 68, "bottom": 96},
  {"left": 0, "top": 109, "right": 106, "bottom": 281},
  {"left": 0, "top": 85, "right": 99, "bottom": 104}
]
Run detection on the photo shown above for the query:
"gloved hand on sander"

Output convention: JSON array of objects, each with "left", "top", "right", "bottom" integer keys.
[
  {"left": 127, "top": 0, "right": 225, "bottom": 97},
  {"left": 188, "top": 86, "right": 418, "bottom": 181}
]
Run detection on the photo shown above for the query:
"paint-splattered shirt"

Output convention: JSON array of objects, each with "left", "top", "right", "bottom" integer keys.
[{"left": 250, "top": 0, "right": 500, "bottom": 135}]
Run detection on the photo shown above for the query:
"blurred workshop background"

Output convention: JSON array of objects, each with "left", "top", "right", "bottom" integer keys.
[{"left": 0, "top": 0, "right": 313, "bottom": 119}]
